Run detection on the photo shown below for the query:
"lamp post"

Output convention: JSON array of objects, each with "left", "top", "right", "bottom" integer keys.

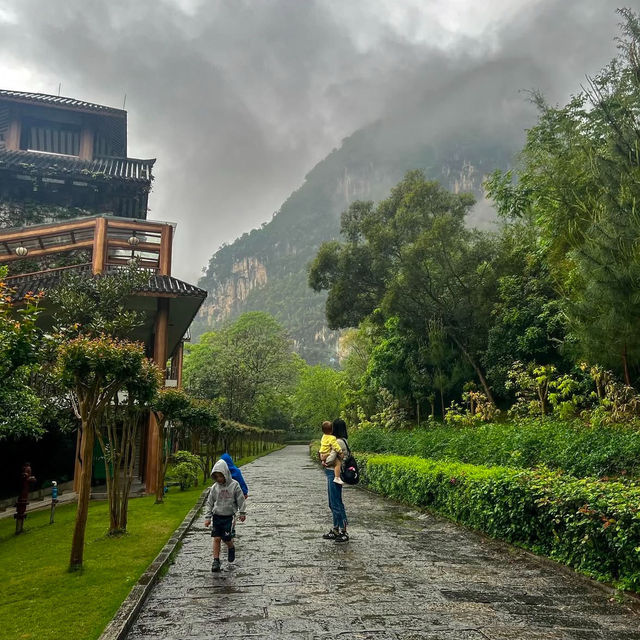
[{"left": 127, "top": 234, "right": 139, "bottom": 266}]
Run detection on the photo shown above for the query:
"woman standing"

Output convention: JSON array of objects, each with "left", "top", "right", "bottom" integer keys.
[{"left": 322, "top": 418, "right": 349, "bottom": 542}]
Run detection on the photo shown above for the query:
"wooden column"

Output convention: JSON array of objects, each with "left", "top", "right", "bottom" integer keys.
[
  {"left": 158, "top": 225, "right": 173, "bottom": 276},
  {"left": 144, "top": 297, "right": 169, "bottom": 493},
  {"left": 175, "top": 341, "right": 184, "bottom": 389},
  {"left": 79, "top": 127, "right": 94, "bottom": 161},
  {"left": 91, "top": 217, "right": 107, "bottom": 274},
  {"left": 5, "top": 115, "right": 21, "bottom": 151}
]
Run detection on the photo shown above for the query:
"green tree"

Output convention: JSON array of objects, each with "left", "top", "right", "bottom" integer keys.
[
  {"left": 310, "top": 171, "right": 498, "bottom": 403},
  {"left": 483, "top": 221, "right": 566, "bottom": 397},
  {"left": 179, "top": 397, "right": 219, "bottom": 483},
  {"left": 150, "top": 388, "right": 192, "bottom": 504},
  {"left": 486, "top": 9, "right": 640, "bottom": 385},
  {"left": 55, "top": 335, "right": 151, "bottom": 569},
  {"left": 292, "top": 364, "right": 345, "bottom": 433},
  {"left": 98, "top": 358, "right": 161, "bottom": 534},
  {"left": 0, "top": 267, "right": 44, "bottom": 439},
  {"left": 49, "top": 265, "right": 148, "bottom": 339},
  {"left": 185, "top": 312, "right": 298, "bottom": 425}
]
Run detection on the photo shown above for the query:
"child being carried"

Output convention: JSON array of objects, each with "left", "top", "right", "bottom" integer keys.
[{"left": 319, "top": 420, "right": 344, "bottom": 485}]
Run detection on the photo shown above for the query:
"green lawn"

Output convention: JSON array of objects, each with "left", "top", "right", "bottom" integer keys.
[{"left": 0, "top": 446, "right": 281, "bottom": 640}]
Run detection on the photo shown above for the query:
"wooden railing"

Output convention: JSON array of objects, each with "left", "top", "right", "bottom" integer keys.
[{"left": 0, "top": 215, "right": 174, "bottom": 276}]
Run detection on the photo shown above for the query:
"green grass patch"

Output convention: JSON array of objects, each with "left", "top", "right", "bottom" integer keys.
[
  {"left": 0, "top": 444, "right": 281, "bottom": 640},
  {"left": 0, "top": 485, "right": 205, "bottom": 640}
]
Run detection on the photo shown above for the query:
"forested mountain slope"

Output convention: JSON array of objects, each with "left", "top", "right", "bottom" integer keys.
[{"left": 195, "top": 73, "right": 529, "bottom": 362}]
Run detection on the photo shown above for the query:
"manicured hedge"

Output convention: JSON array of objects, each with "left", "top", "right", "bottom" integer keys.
[
  {"left": 311, "top": 443, "right": 640, "bottom": 591},
  {"left": 349, "top": 419, "right": 640, "bottom": 478}
]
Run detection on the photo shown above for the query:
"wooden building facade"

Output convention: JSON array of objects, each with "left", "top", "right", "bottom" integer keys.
[{"left": 0, "top": 90, "right": 206, "bottom": 494}]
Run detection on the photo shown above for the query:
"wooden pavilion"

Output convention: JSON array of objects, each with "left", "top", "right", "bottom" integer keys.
[{"left": 0, "top": 89, "right": 206, "bottom": 494}]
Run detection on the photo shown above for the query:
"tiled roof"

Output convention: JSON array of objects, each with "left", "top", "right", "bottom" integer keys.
[
  {"left": 0, "top": 89, "right": 125, "bottom": 116},
  {"left": 0, "top": 149, "right": 154, "bottom": 182},
  {"left": 7, "top": 265, "right": 207, "bottom": 301}
]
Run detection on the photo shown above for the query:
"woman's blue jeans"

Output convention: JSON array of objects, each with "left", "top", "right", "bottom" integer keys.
[{"left": 325, "top": 468, "right": 347, "bottom": 529}]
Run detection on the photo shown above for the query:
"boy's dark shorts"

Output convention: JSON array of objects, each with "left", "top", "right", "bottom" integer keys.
[{"left": 211, "top": 514, "right": 234, "bottom": 541}]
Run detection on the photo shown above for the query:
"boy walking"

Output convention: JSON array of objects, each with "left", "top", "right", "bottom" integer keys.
[{"left": 204, "top": 458, "right": 247, "bottom": 572}]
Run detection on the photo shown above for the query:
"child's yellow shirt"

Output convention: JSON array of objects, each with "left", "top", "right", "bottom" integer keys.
[{"left": 319, "top": 434, "right": 342, "bottom": 455}]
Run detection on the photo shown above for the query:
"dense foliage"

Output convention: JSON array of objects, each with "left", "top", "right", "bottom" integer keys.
[
  {"left": 0, "top": 267, "right": 45, "bottom": 439},
  {"left": 308, "top": 10, "right": 640, "bottom": 423},
  {"left": 349, "top": 419, "right": 640, "bottom": 479}
]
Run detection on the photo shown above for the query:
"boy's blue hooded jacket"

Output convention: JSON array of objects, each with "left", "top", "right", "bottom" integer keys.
[{"left": 221, "top": 453, "right": 249, "bottom": 496}]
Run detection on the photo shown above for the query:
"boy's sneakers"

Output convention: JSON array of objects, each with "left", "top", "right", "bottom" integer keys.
[
  {"left": 333, "top": 477, "right": 344, "bottom": 485},
  {"left": 211, "top": 558, "right": 221, "bottom": 572},
  {"left": 334, "top": 530, "right": 349, "bottom": 543},
  {"left": 322, "top": 528, "right": 338, "bottom": 539},
  {"left": 228, "top": 546, "right": 236, "bottom": 563}
]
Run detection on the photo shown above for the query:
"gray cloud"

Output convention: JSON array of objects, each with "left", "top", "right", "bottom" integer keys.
[{"left": 0, "top": 0, "right": 624, "bottom": 282}]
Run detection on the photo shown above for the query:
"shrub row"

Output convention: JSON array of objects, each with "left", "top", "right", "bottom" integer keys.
[
  {"left": 348, "top": 452, "right": 640, "bottom": 591},
  {"left": 348, "top": 419, "right": 640, "bottom": 478}
]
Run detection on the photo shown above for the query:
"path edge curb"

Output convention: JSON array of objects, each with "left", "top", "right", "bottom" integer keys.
[{"left": 98, "top": 486, "right": 210, "bottom": 640}]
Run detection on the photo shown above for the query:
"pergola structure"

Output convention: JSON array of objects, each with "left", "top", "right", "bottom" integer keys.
[{"left": 0, "top": 214, "right": 207, "bottom": 493}]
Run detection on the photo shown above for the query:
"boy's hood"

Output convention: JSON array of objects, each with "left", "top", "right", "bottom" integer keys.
[
  {"left": 220, "top": 453, "right": 237, "bottom": 470},
  {"left": 211, "top": 459, "right": 231, "bottom": 484}
]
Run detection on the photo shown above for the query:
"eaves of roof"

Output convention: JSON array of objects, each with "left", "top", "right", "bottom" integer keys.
[
  {"left": 0, "top": 89, "right": 126, "bottom": 117},
  {"left": 8, "top": 266, "right": 207, "bottom": 302},
  {"left": 0, "top": 149, "right": 155, "bottom": 183}
]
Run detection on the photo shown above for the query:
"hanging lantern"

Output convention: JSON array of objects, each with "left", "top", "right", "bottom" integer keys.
[
  {"left": 127, "top": 235, "right": 140, "bottom": 247},
  {"left": 15, "top": 246, "right": 28, "bottom": 257}
]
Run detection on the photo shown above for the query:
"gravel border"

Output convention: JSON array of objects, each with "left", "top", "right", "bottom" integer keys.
[{"left": 98, "top": 486, "right": 209, "bottom": 640}]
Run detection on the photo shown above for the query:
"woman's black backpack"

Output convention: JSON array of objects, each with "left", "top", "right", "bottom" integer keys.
[{"left": 340, "top": 440, "right": 360, "bottom": 485}]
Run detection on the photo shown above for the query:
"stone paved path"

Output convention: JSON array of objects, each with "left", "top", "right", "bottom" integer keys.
[{"left": 126, "top": 446, "right": 640, "bottom": 640}]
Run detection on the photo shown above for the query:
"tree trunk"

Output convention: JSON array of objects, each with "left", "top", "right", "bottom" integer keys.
[
  {"left": 450, "top": 334, "right": 495, "bottom": 405},
  {"left": 155, "top": 417, "right": 165, "bottom": 504},
  {"left": 69, "top": 413, "right": 95, "bottom": 570},
  {"left": 622, "top": 344, "right": 632, "bottom": 386}
]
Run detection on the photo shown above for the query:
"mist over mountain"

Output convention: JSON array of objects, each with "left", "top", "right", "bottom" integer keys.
[{"left": 194, "top": 64, "right": 535, "bottom": 361}]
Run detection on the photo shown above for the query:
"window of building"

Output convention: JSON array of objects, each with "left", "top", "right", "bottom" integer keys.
[{"left": 20, "top": 118, "right": 81, "bottom": 156}]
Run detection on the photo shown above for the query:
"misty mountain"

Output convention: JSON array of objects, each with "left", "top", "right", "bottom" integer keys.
[{"left": 194, "top": 66, "right": 530, "bottom": 363}]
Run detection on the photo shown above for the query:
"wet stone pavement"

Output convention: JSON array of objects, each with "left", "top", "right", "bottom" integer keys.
[{"left": 125, "top": 445, "right": 640, "bottom": 640}]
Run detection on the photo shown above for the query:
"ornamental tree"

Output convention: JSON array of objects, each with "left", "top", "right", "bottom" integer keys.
[
  {"left": 55, "top": 335, "right": 150, "bottom": 570},
  {"left": 150, "top": 388, "right": 191, "bottom": 504},
  {"left": 98, "top": 357, "right": 161, "bottom": 534}
]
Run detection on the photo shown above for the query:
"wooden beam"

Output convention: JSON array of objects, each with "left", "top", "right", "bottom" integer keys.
[
  {"left": 108, "top": 219, "right": 168, "bottom": 233},
  {"left": 159, "top": 225, "right": 173, "bottom": 276},
  {"left": 107, "top": 257, "right": 159, "bottom": 269},
  {"left": 107, "top": 239, "right": 160, "bottom": 252},
  {"left": 6, "top": 262, "right": 92, "bottom": 281},
  {"left": 92, "top": 217, "right": 107, "bottom": 274},
  {"left": 0, "top": 239, "right": 94, "bottom": 263},
  {"left": 0, "top": 218, "right": 94, "bottom": 243}
]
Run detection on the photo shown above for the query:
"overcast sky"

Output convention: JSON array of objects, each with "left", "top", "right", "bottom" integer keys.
[{"left": 0, "top": 0, "right": 625, "bottom": 282}]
